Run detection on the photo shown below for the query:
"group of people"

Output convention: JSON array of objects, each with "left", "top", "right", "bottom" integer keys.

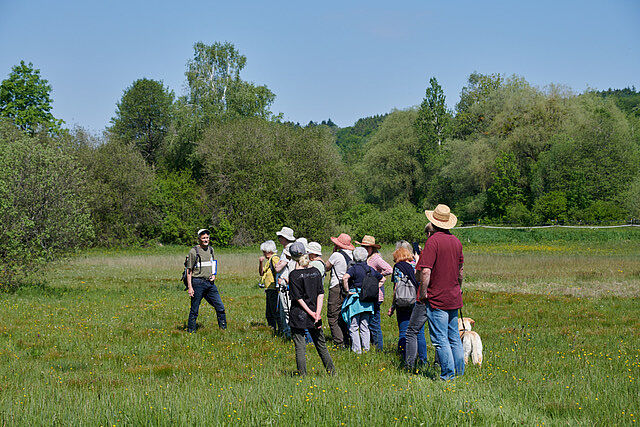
[{"left": 185, "top": 204, "right": 466, "bottom": 381}]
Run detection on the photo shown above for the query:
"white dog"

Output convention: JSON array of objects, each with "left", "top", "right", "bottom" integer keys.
[{"left": 458, "top": 317, "right": 483, "bottom": 366}]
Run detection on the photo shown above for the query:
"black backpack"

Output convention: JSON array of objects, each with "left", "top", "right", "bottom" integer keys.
[
  {"left": 181, "top": 245, "right": 215, "bottom": 289},
  {"left": 358, "top": 263, "right": 379, "bottom": 303}
]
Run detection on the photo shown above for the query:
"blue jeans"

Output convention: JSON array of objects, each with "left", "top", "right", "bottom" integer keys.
[
  {"left": 369, "top": 302, "right": 383, "bottom": 351},
  {"left": 187, "top": 278, "right": 226, "bottom": 332},
  {"left": 396, "top": 306, "right": 427, "bottom": 363},
  {"left": 426, "top": 305, "right": 464, "bottom": 380}
]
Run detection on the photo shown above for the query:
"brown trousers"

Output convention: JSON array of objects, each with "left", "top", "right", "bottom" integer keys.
[{"left": 327, "top": 285, "right": 349, "bottom": 346}]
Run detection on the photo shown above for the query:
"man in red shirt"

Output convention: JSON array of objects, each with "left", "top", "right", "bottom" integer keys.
[{"left": 405, "top": 204, "right": 465, "bottom": 380}]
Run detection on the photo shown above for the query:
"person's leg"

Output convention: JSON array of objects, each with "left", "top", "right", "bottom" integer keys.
[
  {"left": 426, "top": 306, "right": 455, "bottom": 380},
  {"left": 417, "top": 324, "right": 429, "bottom": 364},
  {"left": 327, "top": 286, "right": 344, "bottom": 346},
  {"left": 369, "top": 302, "right": 383, "bottom": 351},
  {"left": 447, "top": 309, "right": 465, "bottom": 377},
  {"left": 265, "top": 289, "right": 277, "bottom": 331},
  {"left": 396, "top": 307, "right": 411, "bottom": 358},
  {"left": 291, "top": 328, "right": 307, "bottom": 375},
  {"left": 278, "top": 291, "right": 291, "bottom": 338},
  {"left": 360, "top": 313, "right": 371, "bottom": 352},
  {"left": 202, "top": 281, "right": 226, "bottom": 329},
  {"left": 310, "top": 328, "right": 335, "bottom": 374},
  {"left": 349, "top": 315, "right": 362, "bottom": 354},
  {"left": 405, "top": 302, "right": 428, "bottom": 371},
  {"left": 187, "top": 281, "right": 205, "bottom": 332}
]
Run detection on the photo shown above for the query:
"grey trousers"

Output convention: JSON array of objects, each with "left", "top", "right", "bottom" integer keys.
[{"left": 292, "top": 327, "right": 335, "bottom": 376}]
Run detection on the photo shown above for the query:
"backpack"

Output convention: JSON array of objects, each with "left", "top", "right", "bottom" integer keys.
[
  {"left": 330, "top": 250, "right": 353, "bottom": 281},
  {"left": 181, "top": 245, "right": 215, "bottom": 289},
  {"left": 260, "top": 256, "right": 278, "bottom": 288},
  {"left": 359, "top": 263, "right": 380, "bottom": 303},
  {"left": 393, "top": 266, "right": 416, "bottom": 307}
]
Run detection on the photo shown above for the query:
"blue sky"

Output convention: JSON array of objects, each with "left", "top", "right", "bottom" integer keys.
[{"left": 1, "top": 0, "right": 639, "bottom": 132}]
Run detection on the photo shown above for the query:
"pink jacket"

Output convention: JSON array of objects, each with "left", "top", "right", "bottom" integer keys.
[{"left": 367, "top": 252, "right": 392, "bottom": 302}]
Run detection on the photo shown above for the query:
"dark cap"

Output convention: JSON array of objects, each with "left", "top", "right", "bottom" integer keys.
[{"left": 288, "top": 241, "right": 307, "bottom": 259}]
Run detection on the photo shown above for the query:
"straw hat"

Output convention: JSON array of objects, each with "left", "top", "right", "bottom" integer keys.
[
  {"left": 330, "top": 233, "right": 355, "bottom": 250},
  {"left": 307, "top": 242, "right": 322, "bottom": 256},
  {"left": 276, "top": 226, "right": 295, "bottom": 242},
  {"left": 355, "top": 235, "right": 381, "bottom": 249},
  {"left": 425, "top": 204, "right": 457, "bottom": 229}
]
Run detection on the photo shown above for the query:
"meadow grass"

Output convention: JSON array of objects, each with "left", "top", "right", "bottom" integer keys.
[{"left": 1, "top": 238, "right": 639, "bottom": 425}]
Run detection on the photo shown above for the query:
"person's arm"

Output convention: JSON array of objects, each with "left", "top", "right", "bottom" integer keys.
[
  {"left": 458, "top": 264, "right": 464, "bottom": 287},
  {"left": 296, "top": 298, "right": 316, "bottom": 319},
  {"left": 275, "top": 258, "right": 287, "bottom": 273},
  {"left": 379, "top": 258, "right": 393, "bottom": 278},
  {"left": 315, "top": 294, "right": 324, "bottom": 325},
  {"left": 418, "top": 268, "right": 431, "bottom": 302},
  {"left": 187, "top": 269, "right": 194, "bottom": 297},
  {"left": 325, "top": 260, "right": 333, "bottom": 270},
  {"left": 342, "top": 273, "right": 351, "bottom": 293},
  {"left": 258, "top": 257, "right": 265, "bottom": 276}
]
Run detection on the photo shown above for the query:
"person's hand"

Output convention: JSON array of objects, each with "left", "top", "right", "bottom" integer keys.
[
  {"left": 314, "top": 311, "right": 322, "bottom": 323},
  {"left": 387, "top": 307, "right": 394, "bottom": 317},
  {"left": 259, "top": 256, "right": 265, "bottom": 262},
  {"left": 187, "top": 286, "right": 194, "bottom": 297},
  {"left": 209, "top": 274, "right": 216, "bottom": 281}
]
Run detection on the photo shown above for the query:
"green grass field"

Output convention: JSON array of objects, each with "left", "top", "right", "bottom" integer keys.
[{"left": 1, "top": 233, "right": 639, "bottom": 425}]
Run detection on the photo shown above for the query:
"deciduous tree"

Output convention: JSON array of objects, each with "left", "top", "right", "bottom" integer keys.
[
  {"left": 109, "top": 78, "right": 174, "bottom": 164},
  {"left": 0, "top": 61, "right": 63, "bottom": 135}
]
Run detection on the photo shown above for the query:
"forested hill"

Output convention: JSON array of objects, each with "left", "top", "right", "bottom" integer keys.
[
  {"left": 334, "top": 114, "right": 388, "bottom": 164},
  {"left": 596, "top": 87, "right": 640, "bottom": 117}
]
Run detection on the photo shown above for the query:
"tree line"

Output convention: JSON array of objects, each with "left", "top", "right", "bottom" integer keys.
[{"left": 1, "top": 42, "right": 639, "bottom": 285}]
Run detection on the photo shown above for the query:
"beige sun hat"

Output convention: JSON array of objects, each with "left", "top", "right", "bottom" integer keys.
[
  {"left": 355, "top": 235, "right": 381, "bottom": 249},
  {"left": 425, "top": 204, "right": 457, "bottom": 229},
  {"left": 307, "top": 242, "right": 322, "bottom": 256},
  {"left": 276, "top": 226, "right": 295, "bottom": 242}
]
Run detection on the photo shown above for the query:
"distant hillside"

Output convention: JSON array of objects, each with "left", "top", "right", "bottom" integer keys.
[
  {"left": 597, "top": 87, "right": 640, "bottom": 117},
  {"left": 335, "top": 114, "right": 388, "bottom": 164}
]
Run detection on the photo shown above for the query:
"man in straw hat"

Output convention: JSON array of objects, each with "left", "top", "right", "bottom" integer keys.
[
  {"left": 324, "top": 233, "right": 355, "bottom": 348},
  {"left": 405, "top": 204, "right": 465, "bottom": 380}
]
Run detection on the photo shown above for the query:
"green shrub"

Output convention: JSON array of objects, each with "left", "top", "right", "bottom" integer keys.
[
  {"left": 503, "top": 202, "right": 535, "bottom": 225},
  {"left": 211, "top": 214, "right": 235, "bottom": 247},
  {"left": 571, "top": 200, "right": 628, "bottom": 224},
  {"left": 0, "top": 121, "right": 93, "bottom": 287},
  {"left": 533, "top": 191, "right": 568, "bottom": 223},
  {"left": 155, "top": 170, "right": 208, "bottom": 244},
  {"left": 81, "top": 140, "right": 159, "bottom": 245},
  {"left": 340, "top": 202, "right": 425, "bottom": 244}
]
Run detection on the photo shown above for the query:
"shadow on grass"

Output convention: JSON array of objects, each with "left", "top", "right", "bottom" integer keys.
[{"left": 1, "top": 280, "right": 74, "bottom": 298}]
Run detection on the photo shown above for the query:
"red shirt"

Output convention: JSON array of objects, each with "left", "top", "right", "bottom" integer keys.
[{"left": 416, "top": 232, "right": 464, "bottom": 310}]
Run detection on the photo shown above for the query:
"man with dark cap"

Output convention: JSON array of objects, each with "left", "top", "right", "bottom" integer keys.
[{"left": 185, "top": 228, "right": 227, "bottom": 332}]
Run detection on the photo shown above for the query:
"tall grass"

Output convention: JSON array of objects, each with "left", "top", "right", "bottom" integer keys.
[{"left": 1, "top": 241, "right": 638, "bottom": 424}]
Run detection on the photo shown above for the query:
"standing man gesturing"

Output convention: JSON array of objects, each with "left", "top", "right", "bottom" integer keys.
[
  {"left": 186, "top": 229, "right": 227, "bottom": 332},
  {"left": 405, "top": 205, "right": 464, "bottom": 380}
]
